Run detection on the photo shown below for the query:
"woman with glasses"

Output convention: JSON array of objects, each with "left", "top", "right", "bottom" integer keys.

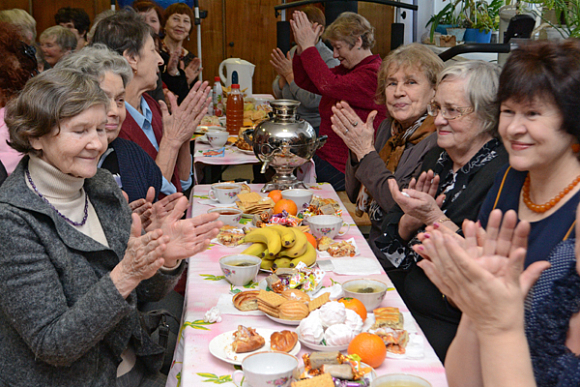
[
  {"left": 331, "top": 43, "right": 443, "bottom": 258},
  {"left": 373, "top": 60, "right": 508, "bottom": 361}
]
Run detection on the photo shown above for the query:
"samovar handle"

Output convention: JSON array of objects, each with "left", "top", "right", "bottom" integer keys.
[
  {"left": 315, "top": 135, "right": 328, "bottom": 150},
  {"left": 243, "top": 128, "right": 255, "bottom": 146}
]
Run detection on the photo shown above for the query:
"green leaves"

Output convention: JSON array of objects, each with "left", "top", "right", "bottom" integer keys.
[
  {"left": 197, "top": 373, "right": 233, "bottom": 384},
  {"left": 200, "top": 274, "right": 225, "bottom": 281},
  {"left": 178, "top": 319, "right": 214, "bottom": 339}
]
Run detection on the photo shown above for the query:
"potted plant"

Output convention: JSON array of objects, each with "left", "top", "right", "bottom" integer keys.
[
  {"left": 523, "top": 0, "right": 580, "bottom": 38},
  {"left": 463, "top": 0, "right": 504, "bottom": 42},
  {"left": 426, "top": 0, "right": 467, "bottom": 42}
]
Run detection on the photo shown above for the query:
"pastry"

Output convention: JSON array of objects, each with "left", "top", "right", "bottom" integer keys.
[
  {"left": 257, "top": 301, "right": 280, "bottom": 317},
  {"left": 319, "top": 301, "right": 346, "bottom": 327},
  {"left": 324, "top": 323, "right": 354, "bottom": 346},
  {"left": 370, "top": 327, "right": 409, "bottom": 354},
  {"left": 321, "top": 364, "right": 354, "bottom": 380},
  {"left": 232, "top": 290, "right": 259, "bottom": 311},
  {"left": 372, "top": 307, "right": 404, "bottom": 330},
  {"left": 232, "top": 325, "right": 265, "bottom": 353},
  {"left": 291, "top": 373, "right": 334, "bottom": 387},
  {"left": 317, "top": 236, "right": 334, "bottom": 251},
  {"left": 216, "top": 225, "right": 245, "bottom": 247},
  {"left": 308, "top": 351, "right": 341, "bottom": 370},
  {"left": 270, "top": 330, "right": 298, "bottom": 352},
  {"left": 298, "top": 311, "right": 324, "bottom": 344},
  {"left": 344, "top": 309, "right": 364, "bottom": 335},
  {"left": 279, "top": 300, "right": 309, "bottom": 320},
  {"left": 281, "top": 289, "right": 310, "bottom": 303},
  {"left": 308, "top": 292, "right": 330, "bottom": 312},
  {"left": 327, "top": 241, "right": 356, "bottom": 257},
  {"left": 257, "top": 289, "right": 286, "bottom": 307},
  {"left": 265, "top": 274, "right": 286, "bottom": 293}
]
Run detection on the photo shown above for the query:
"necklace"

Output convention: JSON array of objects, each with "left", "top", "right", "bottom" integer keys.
[
  {"left": 26, "top": 168, "right": 89, "bottom": 226},
  {"left": 522, "top": 173, "right": 580, "bottom": 213}
]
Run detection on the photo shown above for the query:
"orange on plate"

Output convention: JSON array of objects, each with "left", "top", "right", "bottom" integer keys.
[
  {"left": 347, "top": 332, "right": 386, "bottom": 368},
  {"left": 304, "top": 232, "right": 317, "bottom": 249},
  {"left": 268, "top": 190, "right": 283, "bottom": 203},
  {"left": 338, "top": 297, "right": 367, "bottom": 322},
  {"left": 273, "top": 199, "right": 298, "bottom": 216}
]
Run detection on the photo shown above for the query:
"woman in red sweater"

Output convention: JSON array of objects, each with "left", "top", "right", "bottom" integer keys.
[{"left": 291, "top": 11, "right": 387, "bottom": 190}]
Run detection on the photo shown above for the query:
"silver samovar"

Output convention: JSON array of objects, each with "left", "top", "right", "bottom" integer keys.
[{"left": 243, "top": 99, "right": 327, "bottom": 192}]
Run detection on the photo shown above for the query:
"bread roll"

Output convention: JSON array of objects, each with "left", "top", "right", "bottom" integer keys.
[
  {"left": 233, "top": 290, "right": 259, "bottom": 311},
  {"left": 279, "top": 300, "right": 309, "bottom": 320},
  {"left": 270, "top": 330, "right": 298, "bottom": 352}
]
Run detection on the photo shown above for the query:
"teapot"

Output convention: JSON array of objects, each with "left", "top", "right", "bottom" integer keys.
[{"left": 219, "top": 58, "right": 255, "bottom": 96}]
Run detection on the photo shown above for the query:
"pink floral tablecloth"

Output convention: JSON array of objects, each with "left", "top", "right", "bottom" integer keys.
[
  {"left": 165, "top": 183, "right": 448, "bottom": 387},
  {"left": 193, "top": 139, "right": 259, "bottom": 183}
]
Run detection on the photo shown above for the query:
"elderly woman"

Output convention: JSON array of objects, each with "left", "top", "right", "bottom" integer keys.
[
  {"left": 39, "top": 25, "right": 77, "bottom": 68},
  {"left": 331, "top": 43, "right": 443, "bottom": 257},
  {"left": 375, "top": 60, "right": 508, "bottom": 361},
  {"left": 435, "top": 39, "right": 580, "bottom": 387},
  {"left": 291, "top": 11, "right": 387, "bottom": 190},
  {"left": 160, "top": 3, "right": 201, "bottom": 104},
  {"left": 0, "top": 68, "right": 220, "bottom": 386},
  {"left": 0, "top": 22, "right": 37, "bottom": 174},
  {"left": 56, "top": 44, "right": 163, "bottom": 203},
  {"left": 0, "top": 8, "right": 37, "bottom": 45},
  {"left": 92, "top": 10, "right": 209, "bottom": 197}
]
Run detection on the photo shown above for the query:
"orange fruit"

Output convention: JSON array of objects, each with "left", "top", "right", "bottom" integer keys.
[
  {"left": 304, "top": 232, "right": 317, "bottom": 249},
  {"left": 273, "top": 199, "right": 298, "bottom": 216},
  {"left": 268, "top": 190, "right": 283, "bottom": 203},
  {"left": 347, "top": 332, "right": 386, "bottom": 368},
  {"left": 338, "top": 297, "right": 367, "bottom": 322}
]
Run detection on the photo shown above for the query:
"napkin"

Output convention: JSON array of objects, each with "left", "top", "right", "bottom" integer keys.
[
  {"left": 216, "top": 293, "right": 263, "bottom": 316},
  {"left": 197, "top": 199, "right": 237, "bottom": 208},
  {"left": 387, "top": 333, "right": 424, "bottom": 360},
  {"left": 319, "top": 257, "right": 383, "bottom": 275}
]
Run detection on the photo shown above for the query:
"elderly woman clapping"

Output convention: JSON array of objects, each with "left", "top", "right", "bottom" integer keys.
[
  {"left": 375, "top": 61, "right": 508, "bottom": 361},
  {"left": 331, "top": 43, "right": 444, "bottom": 257},
  {"left": 0, "top": 69, "right": 220, "bottom": 386}
]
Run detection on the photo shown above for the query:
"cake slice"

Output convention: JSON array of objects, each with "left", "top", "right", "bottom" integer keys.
[{"left": 372, "top": 307, "right": 404, "bottom": 330}]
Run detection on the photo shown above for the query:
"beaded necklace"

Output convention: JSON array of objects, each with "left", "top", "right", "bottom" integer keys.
[
  {"left": 522, "top": 173, "right": 580, "bottom": 213},
  {"left": 25, "top": 168, "right": 89, "bottom": 226}
]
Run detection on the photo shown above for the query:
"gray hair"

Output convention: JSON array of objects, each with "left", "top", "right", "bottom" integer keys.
[
  {"left": 437, "top": 60, "right": 501, "bottom": 136},
  {"left": 5, "top": 68, "right": 109, "bottom": 156},
  {"left": 86, "top": 10, "right": 116, "bottom": 44},
  {"left": 0, "top": 9, "right": 37, "bottom": 43},
  {"left": 55, "top": 44, "right": 133, "bottom": 87},
  {"left": 39, "top": 25, "right": 77, "bottom": 52}
]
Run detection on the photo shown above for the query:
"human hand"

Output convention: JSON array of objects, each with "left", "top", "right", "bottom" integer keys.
[
  {"left": 270, "top": 48, "right": 293, "bottom": 81},
  {"left": 159, "top": 80, "right": 210, "bottom": 147},
  {"left": 128, "top": 187, "right": 156, "bottom": 229},
  {"left": 161, "top": 211, "right": 223, "bottom": 266},
  {"left": 388, "top": 178, "right": 445, "bottom": 226},
  {"left": 330, "top": 101, "right": 376, "bottom": 160},
  {"left": 111, "top": 214, "right": 170, "bottom": 297},
  {"left": 144, "top": 192, "right": 185, "bottom": 232},
  {"left": 167, "top": 50, "right": 180, "bottom": 77},
  {"left": 290, "top": 11, "right": 321, "bottom": 54},
  {"left": 181, "top": 57, "right": 202, "bottom": 87}
]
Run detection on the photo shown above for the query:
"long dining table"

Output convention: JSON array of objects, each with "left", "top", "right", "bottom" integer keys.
[{"left": 165, "top": 183, "right": 448, "bottom": 387}]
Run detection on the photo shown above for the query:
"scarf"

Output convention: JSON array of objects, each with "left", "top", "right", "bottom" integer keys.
[{"left": 356, "top": 114, "right": 436, "bottom": 219}]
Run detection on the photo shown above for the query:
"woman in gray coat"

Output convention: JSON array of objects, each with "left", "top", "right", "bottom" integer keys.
[{"left": 0, "top": 69, "right": 220, "bottom": 386}]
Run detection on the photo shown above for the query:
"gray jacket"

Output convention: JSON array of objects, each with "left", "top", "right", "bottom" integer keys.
[
  {"left": 345, "top": 118, "right": 438, "bottom": 256},
  {"left": 272, "top": 41, "right": 339, "bottom": 128},
  {"left": 0, "top": 157, "right": 184, "bottom": 387}
]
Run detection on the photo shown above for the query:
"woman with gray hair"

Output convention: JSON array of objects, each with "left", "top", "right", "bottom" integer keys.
[
  {"left": 39, "top": 25, "right": 77, "bottom": 68},
  {"left": 372, "top": 60, "right": 508, "bottom": 361},
  {"left": 0, "top": 68, "right": 221, "bottom": 386}
]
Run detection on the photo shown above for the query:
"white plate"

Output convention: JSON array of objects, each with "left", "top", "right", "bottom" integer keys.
[
  {"left": 235, "top": 147, "right": 255, "bottom": 155},
  {"left": 195, "top": 125, "right": 223, "bottom": 134},
  {"left": 263, "top": 312, "right": 302, "bottom": 326},
  {"left": 208, "top": 328, "right": 301, "bottom": 365},
  {"left": 295, "top": 326, "right": 349, "bottom": 351},
  {"left": 258, "top": 278, "right": 323, "bottom": 296},
  {"left": 317, "top": 238, "right": 360, "bottom": 258}
]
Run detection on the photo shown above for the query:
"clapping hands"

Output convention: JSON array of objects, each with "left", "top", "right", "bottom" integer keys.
[{"left": 290, "top": 11, "right": 321, "bottom": 54}]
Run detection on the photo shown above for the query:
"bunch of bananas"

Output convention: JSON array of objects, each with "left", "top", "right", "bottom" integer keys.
[{"left": 241, "top": 225, "right": 316, "bottom": 270}]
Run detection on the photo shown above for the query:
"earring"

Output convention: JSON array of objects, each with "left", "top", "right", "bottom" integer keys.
[
  {"left": 572, "top": 143, "right": 580, "bottom": 153},
  {"left": 188, "top": 36, "right": 190, "bottom": 41}
]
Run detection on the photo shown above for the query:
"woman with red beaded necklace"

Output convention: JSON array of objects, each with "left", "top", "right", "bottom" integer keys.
[{"left": 442, "top": 39, "right": 580, "bottom": 387}]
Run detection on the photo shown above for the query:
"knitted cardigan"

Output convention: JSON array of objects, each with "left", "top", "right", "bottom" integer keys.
[{"left": 0, "top": 157, "right": 184, "bottom": 387}]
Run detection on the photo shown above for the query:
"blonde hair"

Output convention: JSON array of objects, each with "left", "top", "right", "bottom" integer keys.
[
  {"left": 376, "top": 43, "right": 444, "bottom": 105},
  {"left": 0, "top": 9, "right": 37, "bottom": 43},
  {"left": 322, "top": 12, "right": 374, "bottom": 50}
]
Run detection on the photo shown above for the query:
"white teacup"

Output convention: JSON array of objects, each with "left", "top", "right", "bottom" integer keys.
[
  {"left": 207, "top": 207, "right": 243, "bottom": 226},
  {"left": 209, "top": 183, "right": 241, "bottom": 204},
  {"left": 233, "top": 352, "right": 298, "bottom": 387},
  {"left": 206, "top": 129, "right": 228, "bottom": 148},
  {"left": 281, "top": 189, "right": 313, "bottom": 210},
  {"left": 307, "top": 215, "right": 350, "bottom": 239}
]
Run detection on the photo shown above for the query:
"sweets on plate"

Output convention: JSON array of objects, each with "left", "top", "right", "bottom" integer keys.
[
  {"left": 231, "top": 325, "right": 265, "bottom": 353},
  {"left": 323, "top": 323, "right": 354, "bottom": 346},
  {"left": 308, "top": 292, "right": 330, "bottom": 312},
  {"left": 279, "top": 300, "right": 309, "bottom": 320},
  {"left": 371, "top": 307, "right": 404, "bottom": 330},
  {"left": 232, "top": 290, "right": 259, "bottom": 311},
  {"left": 327, "top": 241, "right": 356, "bottom": 257},
  {"left": 343, "top": 309, "right": 364, "bottom": 335},
  {"left": 369, "top": 327, "right": 409, "bottom": 354},
  {"left": 298, "top": 310, "right": 324, "bottom": 345},
  {"left": 270, "top": 330, "right": 298, "bottom": 352},
  {"left": 281, "top": 289, "right": 310, "bottom": 303},
  {"left": 291, "top": 373, "right": 334, "bottom": 387},
  {"left": 216, "top": 226, "right": 245, "bottom": 247},
  {"left": 319, "top": 301, "right": 346, "bottom": 328}
]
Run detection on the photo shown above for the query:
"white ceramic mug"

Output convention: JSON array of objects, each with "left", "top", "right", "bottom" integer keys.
[
  {"left": 206, "top": 129, "right": 228, "bottom": 148},
  {"left": 281, "top": 189, "right": 313, "bottom": 210},
  {"left": 307, "top": 215, "right": 350, "bottom": 239},
  {"left": 233, "top": 352, "right": 298, "bottom": 387},
  {"left": 209, "top": 183, "right": 241, "bottom": 204},
  {"left": 207, "top": 207, "right": 243, "bottom": 226}
]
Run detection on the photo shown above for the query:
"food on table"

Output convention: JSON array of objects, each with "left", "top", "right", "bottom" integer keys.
[
  {"left": 275, "top": 243, "right": 316, "bottom": 269},
  {"left": 279, "top": 300, "right": 310, "bottom": 320},
  {"left": 317, "top": 236, "right": 334, "bottom": 251},
  {"left": 324, "top": 323, "right": 354, "bottom": 346},
  {"left": 201, "top": 115, "right": 221, "bottom": 126},
  {"left": 267, "top": 189, "right": 283, "bottom": 203},
  {"left": 299, "top": 352, "right": 372, "bottom": 382},
  {"left": 322, "top": 364, "right": 355, "bottom": 380},
  {"left": 235, "top": 136, "right": 252, "bottom": 151},
  {"left": 304, "top": 196, "right": 342, "bottom": 218},
  {"left": 327, "top": 240, "right": 356, "bottom": 257},
  {"left": 232, "top": 325, "right": 265, "bottom": 353},
  {"left": 338, "top": 297, "right": 368, "bottom": 322},
  {"left": 319, "top": 301, "right": 347, "bottom": 328},
  {"left": 291, "top": 373, "right": 334, "bottom": 387},
  {"left": 309, "top": 351, "right": 341, "bottom": 369},
  {"left": 299, "top": 310, "right": 325, "bottom": 345},
  {"left": 304, "top": 232, "right": 317, "bottom": 248},
  {"left": 243, "top": 227, "right": 282, "bottom": 256},
  {"left": 257, "top": 289, "right": 286, "bottom": 308},
  {"left": 227, "top": 136, "right": 238, "bottom": 145},
  {"left": 308, "top": 293, "right": 330, "bottom": 312},
  {"left": 232, "top": 290, "right": 260, "bottom": 311},
  {"left": 369, "top": 327, "right": 409, "bottom": 355},
  {"left": 371, "top": 307, "right": 404, "bottom": 330},
  {"left": 281, "top": 289, "right": 310, "bottom": 303},
  {"left": 347, "top": 332, "right": 387, "bottom": 368},
  {"left": 265, "top": 273, "right": 286, "bottom": 292},
  {"left": 241, "top": 242, "right": 268, "bottom": 257},
  {"left": 236, "top": 192, "right": 275, "bottom": 214},
  {"left": 344, "top": 309, "right": 364, "bottom": 336},
  {"left": 217, "top": 225, "right": 245, "bottom": 247},
  {"left": 273, "top": 198, "right": 298, "bottom": 216},
  {"left": 270, "top": 330, "right": 298, "bottom": 352},
  {"left": 253, "top": 208, "right": 304, "bottom": 228}
]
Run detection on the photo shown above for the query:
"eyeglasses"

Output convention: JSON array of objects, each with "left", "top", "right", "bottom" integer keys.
[{"left": 427, "top": 101, "right": 474, "bottom": 121}]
